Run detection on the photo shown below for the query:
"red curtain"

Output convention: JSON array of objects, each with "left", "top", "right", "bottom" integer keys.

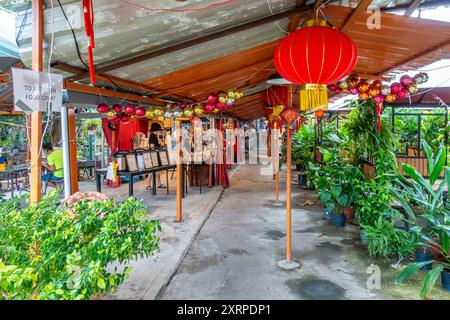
[{"left": 102, "top": 118, "right": 148, "bottom": 155}]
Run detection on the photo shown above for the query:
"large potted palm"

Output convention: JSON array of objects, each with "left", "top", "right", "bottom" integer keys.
[{"left": 390, "top": 141, "right": 450, "bottom": 297}]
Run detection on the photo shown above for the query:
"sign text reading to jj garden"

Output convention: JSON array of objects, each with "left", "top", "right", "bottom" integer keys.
[{"left": 12, "top": 68, "right": 63, "bottom": 113}]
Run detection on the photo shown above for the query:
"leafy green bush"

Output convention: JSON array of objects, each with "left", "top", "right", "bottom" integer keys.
[
  {"left": 0, "top": 192, "right": 161, "bottom": 300},
  {"left": 363, "top": 217, "right": 412, "bottom": 258}
]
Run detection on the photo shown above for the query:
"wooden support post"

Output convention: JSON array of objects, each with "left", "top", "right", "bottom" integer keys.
[
  {"left": 30, "top": 0, "right": 43, "bottom": 204},
  {"left": 274, "top": 121, "right": 280, "bottom": 204},
  {"left": 68, "top": 108, "right": 78, "bottom": 193},
  {"left": 176, "top": 120, "right": 182, "bottom": 222}
]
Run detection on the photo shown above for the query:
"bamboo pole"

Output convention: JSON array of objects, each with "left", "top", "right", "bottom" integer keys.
[
  {"left": 30, "top": 0, "right": 43, "bottom": 204},
  {"left": 176, "top": 119, "right": 182, "bottom": 222}
]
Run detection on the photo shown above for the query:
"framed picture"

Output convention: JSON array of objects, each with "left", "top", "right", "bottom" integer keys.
[
  {"left": 126, "top": 154, "right": 138, "bottom": 172},
  {"left": 150, "top": 152, "right": 160, "bottom": 167},
  {"left": 143, "top": 152, "right": 153, "bottom": 169},
  {"left": 159, "top": 150, "right": 169, "bottom": 166}
]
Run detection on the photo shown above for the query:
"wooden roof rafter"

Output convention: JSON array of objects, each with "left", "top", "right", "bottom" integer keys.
[{"left": 340, "top": 0, "right": 374, "bottom": 33}]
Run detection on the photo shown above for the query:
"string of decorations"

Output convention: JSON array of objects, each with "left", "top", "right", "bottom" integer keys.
[{"left": 97, "top": 88, "right": 244, "bottom": 125}]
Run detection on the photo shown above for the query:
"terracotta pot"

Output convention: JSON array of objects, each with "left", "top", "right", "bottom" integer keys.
[{"left": 342, "top": 206, "right": 355, "bottom": 221}]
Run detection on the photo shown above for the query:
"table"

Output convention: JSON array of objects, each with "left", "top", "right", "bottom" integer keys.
[
  {"left": 0, "top": 164, "right": 30, "bottom": 197},
  {"left": 78, "top": 160, "right": 96, "bottom": 180},
  {"left": 96, "top": 164, "right": 186, "bottom": 198}
]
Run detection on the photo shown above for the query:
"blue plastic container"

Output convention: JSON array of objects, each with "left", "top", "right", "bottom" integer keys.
[
  {"left": 332, "top": 214, "right": 346, "bottom": 227},
  {"left": 415, "top": 250, "right": 433, "bottom": 271},
  {"left": 441, "top": 270, "right": 450, "bottom": 292},
  {"left": 323, "top": 207, "right": 333, "bottom": 220}
]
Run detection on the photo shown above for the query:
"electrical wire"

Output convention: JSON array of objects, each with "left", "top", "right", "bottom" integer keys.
[
  {"left": 119, "top": 0, "right": 239, "bottom": 12},
  {"left": 265, "top": 0, "right": 289, "bottom": 35}
]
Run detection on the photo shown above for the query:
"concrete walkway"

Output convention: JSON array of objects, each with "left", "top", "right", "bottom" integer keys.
[
  {"left": 161, "top": 165, "right": 450, "bottom": 300},
  {"left": 79, "top": 170, "right": 234, "bottom": 300}
]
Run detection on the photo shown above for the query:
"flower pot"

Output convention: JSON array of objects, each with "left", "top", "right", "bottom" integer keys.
[
  {"left": 342, "top": 207, "right": 354, "bottom": 221},
  {"left": 441, "top": 269, "right": 450, "bottom": 292},
  {"left": 323, "top": 207, "right": 333, "bottom": 220},
  {"left": 360, "top": 228, "right": 368, "bottom": 246},
  {"left": 415, "top": 248, "right": 433, "bottom": 271},
  {"left": 298, "top": 173, "right": 307, "bottom": 186},
  {"left": 332, "top": 214, "right": 346, "bottom": 227}
]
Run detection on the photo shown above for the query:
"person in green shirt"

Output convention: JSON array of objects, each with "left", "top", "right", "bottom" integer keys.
[{"left": 42, "top": 143, "right": 64, "bottom": 186}]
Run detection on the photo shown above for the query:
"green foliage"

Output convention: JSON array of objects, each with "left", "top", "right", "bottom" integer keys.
[
  {"left": 0, "top": 192, "right": 161, "bottom": 300},
  {"left": 363, "top": 217, "right": 412, "bottom": 258},
  {"left": 292, "top": 122, "right": 315, "bottom": 171},
  {"left": 0, "top": 115, "right": 28, "bottom": 151}
]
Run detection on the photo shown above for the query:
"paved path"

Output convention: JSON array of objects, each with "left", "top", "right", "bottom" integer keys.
[{"left": 161, "top": 165, "right": 450, "bottom": 300}]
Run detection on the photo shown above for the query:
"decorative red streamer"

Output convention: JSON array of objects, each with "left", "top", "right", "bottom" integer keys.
[
  {"left": 119, "top": 0, "right": 238, "bottom": 12},
  {"left": 83, "top": 0, "right": 96, "bottom": 84}
]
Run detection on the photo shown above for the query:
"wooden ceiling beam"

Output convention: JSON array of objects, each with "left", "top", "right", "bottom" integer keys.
[
  {"left": 340, "top": 0, "right": 374, "bottom": 33},
  {"left": 67, "top": 5, "right": 314, "bottom": 82},
  {"left": 404, "top": 0, "right": 422, "bottom": 16},
  {"left": 52, "top": 61, "right": 194, "bottom": 102},
  {"left": 152, "top": 60, "right": 274, "bottom": 99},
  {"left": 64, "top": 81, "right": 164, "bottom": 105},
  {"left": 377, "top": 38, "right": 450, "bottom": 76}
]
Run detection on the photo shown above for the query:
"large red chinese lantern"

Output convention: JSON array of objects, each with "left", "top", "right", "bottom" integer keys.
[{"left": 274, "top": 19, "right": 358, "bottom": 112}]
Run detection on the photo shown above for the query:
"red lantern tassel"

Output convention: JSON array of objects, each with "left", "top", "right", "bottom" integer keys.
[{"left": 83, "top": 0, "right": 96, "bottom": 84}]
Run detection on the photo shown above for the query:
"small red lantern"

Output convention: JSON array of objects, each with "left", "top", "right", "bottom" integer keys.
[
  {"left": 280, "top": 106, "right": 298, "bottom": 126},
  {"left": 263, "top": 86, "right": 290, "bottom": 106}
]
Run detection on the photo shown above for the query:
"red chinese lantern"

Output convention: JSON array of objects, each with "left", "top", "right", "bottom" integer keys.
[
  {"left": 274, "top": 19, "right": 358, "bottom": 112},
  {"left": 280, "top": 106, "right": 298, "bottom": 126},
  {"left": 262, "top": 86, "right": 290, "bottom": 107}
]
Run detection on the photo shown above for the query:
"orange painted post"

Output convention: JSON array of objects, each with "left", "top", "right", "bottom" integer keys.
[
  {"left": 30, "top": 0, "right": 43, "bottom": 204},
  {"left": 274, "top": 121, "right": 280, "bottom": 204},
  {"left": 68, "top": 109, "right": 78, "bottom": 193},
  {"left": 176, "top": 120, "right": 182, "bottom": 222}
]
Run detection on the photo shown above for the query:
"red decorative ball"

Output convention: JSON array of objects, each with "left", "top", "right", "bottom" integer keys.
[
  {"left": 120, "top": 114, "right": 130, "bottom": 122},
  {"left": 349, "top": 87, "right": 359, "bottom": 95},
  {"left": 204, "top": 103, "right": 215, "bottom": 114},
  {"left": 397, "top": 88, "right": 409, "bottom": 99},
  {"left": 113, "top": 104, "right": 122, "bottom": 114},
  {"left": 207, "top": 94, "right": 218, "bottom": 104},
  {"left": 327, "top": 84, "right": 337, "bottom": 92},
  {"left": 135, "top": 106, "right": 146, "bottom": 117},
  {"left": 400, "top": 75, "right": 412, "bottom": 87},
  {"left": 97, "top": 103, "right": 109, "bottom": 114},
  {"left": 390, "top": 83, "right": 402, "bottom": 94},
  {"left": 124, "top": 104, "right": 136, "bottom": 115},
  {"left": 274, "top": 24, "right": 358, "bottom": 85},
  {"left": 373, "top": 95, "right": 384, "bottom": 104}
]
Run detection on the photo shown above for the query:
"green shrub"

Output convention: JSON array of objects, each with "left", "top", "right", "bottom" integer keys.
[{"left": 0, "top": 192, "right": 161, "bottom": 300}]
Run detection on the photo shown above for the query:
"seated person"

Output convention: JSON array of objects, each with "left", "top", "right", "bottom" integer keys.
[{"left": 42, "top": 143, "right": 64, "bottom": 187}]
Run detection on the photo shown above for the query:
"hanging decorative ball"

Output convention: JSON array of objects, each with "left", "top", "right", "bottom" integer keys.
[
  {"left": 145, "top": 109, "right": 154, "bottom": 119},
  {"left": 314, "top": 109, "right": 326, "bottom": 119},
  {"left": 113, "top": 104, "right": 122, "bottom": 114},
  {"left": 358, "top": 92, "right": 369, "bottom": 101},
  {"left": 164, "top": 109, "right": 173, "bottom": 118},
  {"left": 374, "top": 95, "right": 384, "bottom": 104},
  {"left": 207, "top": 94, "right": 218, "bottom": 104},
  {"left": 124, "top": 104, "right": 136, "bottom": 115},
  {"left": 368, "top": 86, "right": 380, "bottom": 97},
  {"left": 227, "top": 89, "right": 236, "bottom": 99},
  {"left": 349, "top": 87, "right": 359, "bottom": 95},
  {"left": 327, "top": 84, "right": 337, "bottom": 92},
  {"left": 397, "top": 88, "right": 409, "bottom": 99},
  {"left": 97, "top": 103, "right": 109, "bottom": 114},
  {"left": 358, "top": 82, "right": 370, "bottom": 93},
  {"left": 216, "top": 102, "right": 226, "bottom": 110},
  {"left": 180, "top": 101, "right": 188, "bottom": 110},
  {"left": 380, "top": 85, "right": 391, "bottom": 96},
  {"left": 213, "top": 108, "right": 221, "bottom": 114},
  {"left": 218, "top": 93, "right": 228, "bottom": 104},
  {"left": 347, "top": 73, "right": 361, "bottom": 88},
  {"left": 274, "top": 19, "right": 357, "bottom": 113},
  {"left": 390, "top": 82, "right": 402, "bottom": 94},
  {"left": 183, "top": 107, "right": 194, "bottom": 118},
  {"left": 110, "top": 115, "right": 121, "bottom": 125},
  {"left": 407, "top": 82, "right": 419, "bottom": 94},
  {"left": 153, "top": 106, "right": 165, "bottom": 117},
  {"left": 413, "top": 72, "right": 429, "bottom": 84},
  {"left": 120, "top": 114, "right": 130, "bottom": 123},
  {"left": 235, "top": 91, "right": 244, "bottom": 100},
  {"left": 400, "top": 75, "right": 413, "bottom": 87},
  {"left": 226, "top": 98, "right": 235, "bottom": 106},
  {"left": 385, "top": 93, "right": 397, "bottom": 103},
  {"left": 341, "top": 88, "right": 350, "bottom": 94},
  {"left": 194, "top": 105, "right": 205, "bottom": 116},
  {"left": 135, "top": 106, "right": 146, "bottom": 117},
  {"left": 338, "top": 81, "right": 349, "bottom": 90},
  {"left": 173, "top": 107, "right": 183, "bottom": 118},
  {"left": 372, "top": 80, "right": 382, "bottom": 88},
  {"left": 107, "top": 110, "right": 116, "bottom": 118},
  {"left": 204, "top": 103, "right": 215, "bottom": 114}
]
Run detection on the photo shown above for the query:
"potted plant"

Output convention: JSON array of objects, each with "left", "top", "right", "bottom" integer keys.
[{"left": 292, "top": 124, "right": 315, "bottom": 186}]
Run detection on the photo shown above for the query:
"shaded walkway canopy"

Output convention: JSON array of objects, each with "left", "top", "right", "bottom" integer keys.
[{"left": 7, "top": 0, "right": 450, "bottom": 119}]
